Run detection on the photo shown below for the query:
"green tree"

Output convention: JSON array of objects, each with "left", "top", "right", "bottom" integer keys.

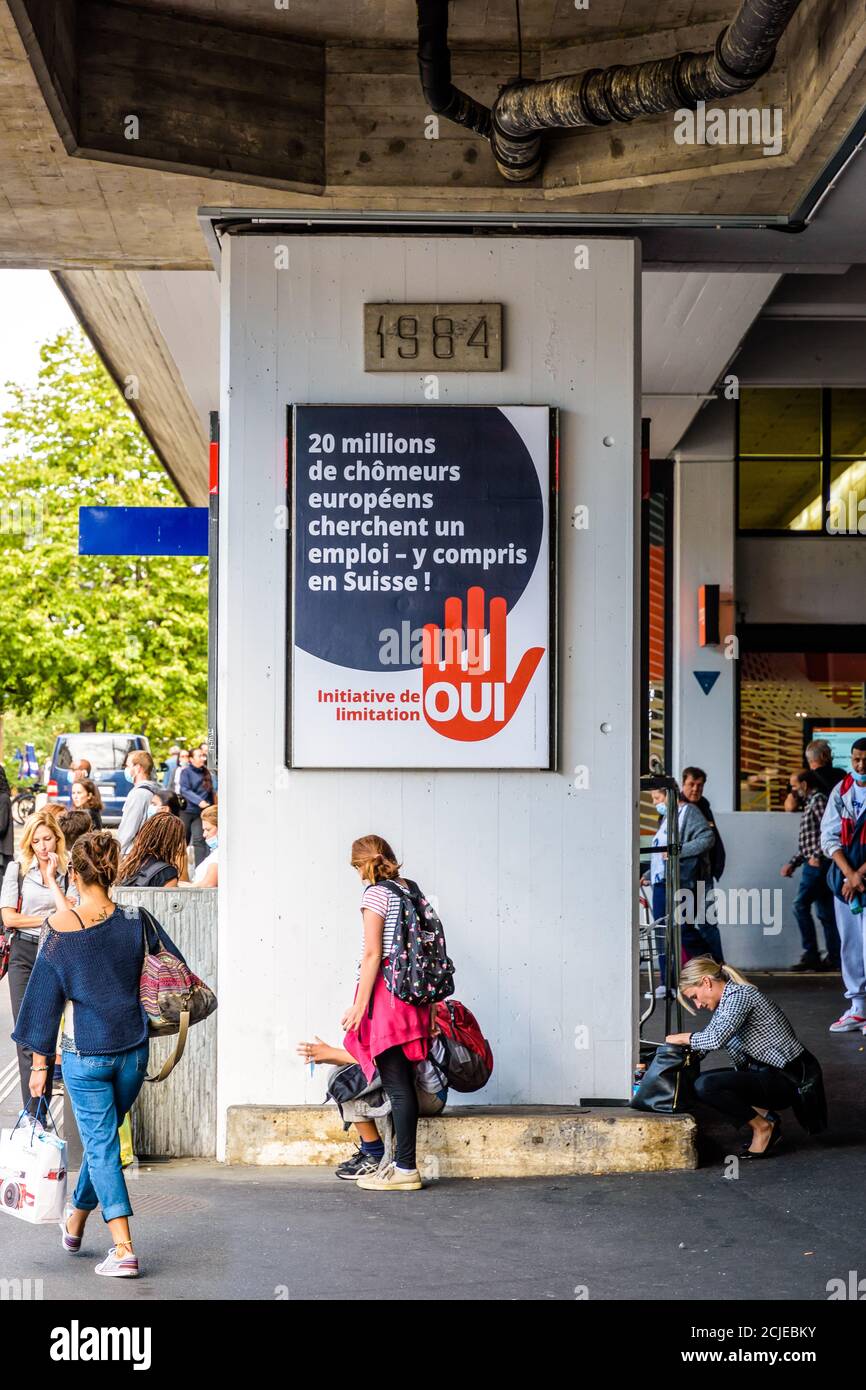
[{"left": 0, "top": 330, "right": 208, "bottom": 756}]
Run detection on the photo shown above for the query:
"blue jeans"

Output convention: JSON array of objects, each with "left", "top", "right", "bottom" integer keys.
[
  {"left": 793, "top": 863, "right": 841, "bottom": 963},
  {"left": 62, "top": 1045, "right": 149, "bottom": 1222}
]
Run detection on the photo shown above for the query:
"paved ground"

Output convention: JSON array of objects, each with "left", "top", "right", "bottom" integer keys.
[{"left": 0, "top": 974, "right": 863, "bottom": 1302}]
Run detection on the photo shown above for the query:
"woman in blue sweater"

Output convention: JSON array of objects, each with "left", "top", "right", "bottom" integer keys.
[{"left": 12, "top": 830, "right": 185, "bottom": 1278}]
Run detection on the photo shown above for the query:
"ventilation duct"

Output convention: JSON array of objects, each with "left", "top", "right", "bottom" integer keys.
[{"left": 416, "top": 0, "right": 804, "bottom": 182}]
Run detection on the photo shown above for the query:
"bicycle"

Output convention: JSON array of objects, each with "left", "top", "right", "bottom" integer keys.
[{"left": 11, "top": 782, "right": 45, "bottom": 825}]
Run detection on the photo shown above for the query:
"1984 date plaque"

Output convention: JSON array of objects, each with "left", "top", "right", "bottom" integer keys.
[{"left": 364, "top": 303, "right": 502, "bottom": 372}]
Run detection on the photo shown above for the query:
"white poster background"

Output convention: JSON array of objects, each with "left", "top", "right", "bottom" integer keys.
[{"left": 290, "top": 405, "right": 553, "bottom": 768}]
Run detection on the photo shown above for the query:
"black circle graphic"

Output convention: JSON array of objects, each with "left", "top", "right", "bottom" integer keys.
[{"left": 294, "top": 405, "right": 544, "bottom": 673}]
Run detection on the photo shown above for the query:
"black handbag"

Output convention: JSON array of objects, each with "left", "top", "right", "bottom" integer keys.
[{"left": 631, "top": 1043, "right": 700, "bottom": 1114}]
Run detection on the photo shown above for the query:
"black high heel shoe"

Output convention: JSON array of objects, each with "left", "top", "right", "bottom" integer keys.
[{"left": 739, "top": 1111, "right": 783, "bottom": 1160}]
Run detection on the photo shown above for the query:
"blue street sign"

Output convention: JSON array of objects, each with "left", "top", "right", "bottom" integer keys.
[
  {"left": 79, "top": 507, "right": 208, "bottom": 556},
  {"left": 694, "top": 670, "right": 720, "bottom": 696}
]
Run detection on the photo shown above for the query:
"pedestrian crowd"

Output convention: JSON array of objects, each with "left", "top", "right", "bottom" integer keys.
[{"left": 0, "top": 730, "right": 862, "bottom": 1272}]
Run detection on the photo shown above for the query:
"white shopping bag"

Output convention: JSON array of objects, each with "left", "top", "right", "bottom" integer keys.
[{"left": 0, "top": 1105, "right": 67, "bottom": 1225}]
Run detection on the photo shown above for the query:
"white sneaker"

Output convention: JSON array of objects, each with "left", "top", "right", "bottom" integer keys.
[
  {"left": 59, "top": 1205, "right": 82, "bottom": 1255},
  {"left": 829, "top": 1011, "right": 866, "bottom": 1033},
  {"left": 94, "top": 1245, "right": 139, "bottom": 1277}
]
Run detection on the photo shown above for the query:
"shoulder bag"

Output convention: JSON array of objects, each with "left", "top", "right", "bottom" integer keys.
[{"left": 138, "top": 907, "right": 217, "bottom": 1083}]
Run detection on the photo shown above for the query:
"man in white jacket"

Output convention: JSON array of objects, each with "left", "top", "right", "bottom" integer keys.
[{"left": 820, "top": 737, "right": 866, "bottom": 1034}]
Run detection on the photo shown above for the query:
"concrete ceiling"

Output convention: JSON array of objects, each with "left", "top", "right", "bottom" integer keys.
[
  {"left": 642, "top": 269, "right": 780, "bottom": 457},
  {"left": 2, "top": 0, "right": 866, "bottom": 273},
  {"left": 103, "top": 1, "right": 740, "bottom": 45},
  {"left": 53, "top": 258, "right": 781, "bottom": 497}
]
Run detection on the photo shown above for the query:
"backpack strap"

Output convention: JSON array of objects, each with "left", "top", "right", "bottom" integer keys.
[{"left": 381, "top": 877, "right": 407, "bottom": 896}]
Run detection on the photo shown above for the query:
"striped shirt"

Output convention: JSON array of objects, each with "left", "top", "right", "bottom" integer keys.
[
  {"left": 689, "top": 981, "right": 804, "bottom": 1070},
  {"left": 358, "top": 880, "right": 403, "bottom": 979}
]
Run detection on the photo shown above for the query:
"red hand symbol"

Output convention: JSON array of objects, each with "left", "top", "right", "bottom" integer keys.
[{"left": 422, "top": 585, "right": 543, "bottom": 742}]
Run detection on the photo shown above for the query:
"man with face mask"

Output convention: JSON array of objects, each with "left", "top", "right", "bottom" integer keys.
[
  {"left": 117, "top": 750, "right": 161, "bottom": 856},
  {"left": 821, "top": 738, "right": 866, "bottom": 1033}
]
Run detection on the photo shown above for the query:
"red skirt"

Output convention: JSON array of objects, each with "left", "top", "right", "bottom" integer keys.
[{"left": 343, "top": 970, "right": 430, "bottom": 1083}]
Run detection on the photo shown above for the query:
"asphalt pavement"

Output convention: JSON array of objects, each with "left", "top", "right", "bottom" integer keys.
[{"left": 0, "top": 974, "right": 862, "bottom": 1301}]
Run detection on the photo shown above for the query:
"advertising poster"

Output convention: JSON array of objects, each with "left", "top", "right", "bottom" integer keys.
[{"left": 288, "top": 404, "right": 556, "bottom": 768}]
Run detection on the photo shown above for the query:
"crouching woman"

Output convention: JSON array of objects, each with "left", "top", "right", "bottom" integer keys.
[{"left": 666, "top": 957, "right": 827, "bottom": 1159}]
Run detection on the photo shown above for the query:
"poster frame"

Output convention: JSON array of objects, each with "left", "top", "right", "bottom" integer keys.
[{"left": 284, "top": 403, "right": 559, "bottom": 772}]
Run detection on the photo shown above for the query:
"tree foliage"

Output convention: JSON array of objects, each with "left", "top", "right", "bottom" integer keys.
[{"left": 0, "top": 330, "right": 208, "bottom": 752}]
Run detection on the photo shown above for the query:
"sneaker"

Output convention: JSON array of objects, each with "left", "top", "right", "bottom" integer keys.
[
  {"left": 94, "top": 1246, "right": 139, "bottom": 1278},
  {"left": 829, "top": 1011, "right": 866, "bottom": 1033},
  {"left": 791, "top": 956, "right": 822, "bottom": 973},
  {"left": 356, "top": 1162, "right": 423, "bottom": 1192},
  {"left": 335, "top": 1148, "right": 381, "bottom": 1181},
  {"left": 820, "top": 958, "right": 841, "bottom": 972},
  {"left": 59, "top": 1206, "right": 82, "bottom": 1255},
  {"left": 654, "top": 984, "right": 669, "bottom": 999}
]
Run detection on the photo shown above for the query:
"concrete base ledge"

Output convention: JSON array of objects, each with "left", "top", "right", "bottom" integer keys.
[{"left": 225, "top": 1105, "right": 697, "bottom": 1177}]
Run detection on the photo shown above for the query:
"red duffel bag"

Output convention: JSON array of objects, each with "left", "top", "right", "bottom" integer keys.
[{"left": 430, "top": 999, "right": 494, "bottom": 1093}]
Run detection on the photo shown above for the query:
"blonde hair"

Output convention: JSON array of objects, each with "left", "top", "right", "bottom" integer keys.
[
  {"left": 351, "top": 834, "right": 400, "bottom": 885},
  {"left": 677, "top": 956, "right": 750, "bottom": 1015},
  {"left": 20, "top": 809, "right": 68, "bottom": 874},
  {"left": 200, "top": 804, "right": 218, "bottom": 832}
]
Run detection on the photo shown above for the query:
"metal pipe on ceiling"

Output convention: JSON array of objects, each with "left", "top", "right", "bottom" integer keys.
[
  {"left": 415, "top": 0, "right": 804, "bottom": 182},
  {"left": 416, "top": 0, "right": 492, "bottom": 139}
]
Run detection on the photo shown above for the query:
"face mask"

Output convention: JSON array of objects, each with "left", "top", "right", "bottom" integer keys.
[
  {"left": 146, "top": 805, "right": 158, "bottom": 819},
  {"left": 852, "top": 766, "right": 866, "bottom": 786},
  {"left": 67, "top": 769, "right": 77, "bottom": 782},
  {"left": 206, "top": 836, "right": 218, "bottom": 850},
  {"left": 124, "top": 769, "right": 134, "bottom": 785}
]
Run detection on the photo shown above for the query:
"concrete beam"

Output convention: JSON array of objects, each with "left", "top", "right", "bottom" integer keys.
[{"left": 54, "top": 267, "right": 210, "bottom": 504}]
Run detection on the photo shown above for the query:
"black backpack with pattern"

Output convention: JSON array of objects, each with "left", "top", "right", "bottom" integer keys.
[{"left": 381, "top": 878, "right": 455, "bottom": 1006}]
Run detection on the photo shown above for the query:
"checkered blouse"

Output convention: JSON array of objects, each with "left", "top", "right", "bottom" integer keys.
[{"left": 689, "top": 982, "right": 804, "bottom": 1069}]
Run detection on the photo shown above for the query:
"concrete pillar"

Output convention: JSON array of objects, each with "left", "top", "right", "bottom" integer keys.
[{"left": 216, "top": 234, "right": 641, "bottom": 1157}]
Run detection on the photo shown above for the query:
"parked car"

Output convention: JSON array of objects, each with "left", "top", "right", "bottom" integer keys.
[{"left": 48, "top": 733, "right": 151, "bottom": 827}]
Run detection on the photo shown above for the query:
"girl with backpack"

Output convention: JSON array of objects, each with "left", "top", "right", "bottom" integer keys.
[{"left": 340, "top": 834, "right": 433, "bottom": 1193}]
